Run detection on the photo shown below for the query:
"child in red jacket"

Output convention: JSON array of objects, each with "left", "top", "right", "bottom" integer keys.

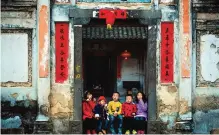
[
  {"left": 82, "top": 91, "right": 97, "bottom": 134},
  {"left": 122, "top": 95, "right": 137, "bottom": 134}
]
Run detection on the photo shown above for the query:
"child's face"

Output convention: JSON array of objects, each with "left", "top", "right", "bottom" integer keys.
[
  {"left": 137, "top": 93, "right": 143, "bottom": 100},
  {"left": 112, "top": 93, "right": 119, "bottom": 101},
  {"left": 126, "top": 96, "right": 132, "bottom": 103},
  {"left": 87, "top": 93, "right": 92, "bottom": 100},
  {"left": 100, "top": 100, "right": 105, "bottom": 105}
]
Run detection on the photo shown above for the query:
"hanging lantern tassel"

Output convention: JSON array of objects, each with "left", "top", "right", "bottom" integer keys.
[
  {"left": 121, "top": 50, "right": 131, "bottom": 60},
  {"left": 106, "top": 11, "right": 116, "bottom": 30},
  {"left": 107, "top": 24, "right": 112, "bottom": 30}
]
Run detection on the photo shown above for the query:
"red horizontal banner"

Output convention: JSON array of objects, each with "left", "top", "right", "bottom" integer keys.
[
  {"left": 161, "top": 22, "right": 174, "bottom": 83},
  {"left": 55, "top": 22, "right": 69, "bottom": 83},
  {"left": 99, "top": 9, "right": 127, "bottom": 19}
]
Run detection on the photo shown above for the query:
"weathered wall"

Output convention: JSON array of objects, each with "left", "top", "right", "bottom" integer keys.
[
  {"left": 1, "top": 5, "right": 38, "bottom": 133},
  {"left": 178, "top": 0, "right": 192, "bottom": 122},
  {"left": 156, "top": 4, "right": 182, "bottom": 133},
  {"left": 192, "top": 12, "right": 219, "bottom": 133},
  {"left": 36, "top": 0, "right": 51, "bottom": 122},
  {"left": 193, "top": 90, "right": 219, "bottom": 133},
  {"left": 198, "top": 34, "right": 219, "bottom": 85},
  {"left": 50, "top": 3, "right": 74, "bottom": 133},
  {"left": 155, "top": 0, "right": 194, "bottom": 133}
]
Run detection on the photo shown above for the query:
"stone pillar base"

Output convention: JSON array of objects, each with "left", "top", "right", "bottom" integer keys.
[
  {"left": 147, "top": 120, "right": 161, "bottom": 134},
  {"left": 69, "top": 120, "right": 83, "bottom": 134},
  {"left": 1, "top": 128, "right": 24, "bottom": 134},
  {"left": 210, "top": 129, "right": 219, "bottom": 134},
  {"left": 175, "top": 120, "right": 193, "bottom": 134},
  {"left": 33, "top": 121, "right": 53, "bottom": 134}
]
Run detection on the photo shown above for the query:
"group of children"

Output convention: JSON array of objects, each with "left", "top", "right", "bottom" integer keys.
[{"left": 82, "top": 91, "right": 148, "bottom": 134}]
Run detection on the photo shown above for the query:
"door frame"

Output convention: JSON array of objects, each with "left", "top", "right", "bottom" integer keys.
[{"left": 70, "top": 8, "right": 161, "bottom": 133}]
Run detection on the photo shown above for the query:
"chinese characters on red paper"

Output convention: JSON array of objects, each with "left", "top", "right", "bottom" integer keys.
[
  {"left": 161, "top": 22, "right": 174, "bottom": 83},
  {"left": 55, "top": 23, "right": 69, "bottom": 83}
]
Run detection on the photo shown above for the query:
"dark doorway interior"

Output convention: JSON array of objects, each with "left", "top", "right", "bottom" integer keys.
[
  {"left": 80, "top": 18, "right": 151, "bottom": 134},
  {"left": 82, "top": 39, "right": 147, "bottom": 98},
  {"left": 83, "top": 55, "right": 115, "bottom": 97}
]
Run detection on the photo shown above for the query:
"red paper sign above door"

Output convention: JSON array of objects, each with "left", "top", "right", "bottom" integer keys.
[
  {"left": 55, "top": 22, "right": 69, "bottom": 83},
  {"left": 161, "top": 22, "right": 174, "bottom": 83},
  {"left": 99, "top": 9, "right": 127, "bottom": 19}
]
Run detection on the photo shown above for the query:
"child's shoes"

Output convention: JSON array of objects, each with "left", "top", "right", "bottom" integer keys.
[
  {"left": 137, "top": 130, "right": 145, "bottom": 134},
  {"left": 125, "top": 130, "right": 130, "bottom": 134},
  {"left": 98, "top": 132, "right": 103, "bottom": 134},
  {"left": 102, "top": 129, "right": 106, "bottom": 134},
  {"left": 91, "top": 129, "right": 96, "bottom": 134},
  {"left": 86, "top": 130, "right": 91, "bottom": 134},
  {"left": 132, "top": 130, "right": 137, "bottom": 134}
]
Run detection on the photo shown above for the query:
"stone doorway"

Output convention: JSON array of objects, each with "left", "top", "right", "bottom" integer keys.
[{"left": 70, "top": 8, "right": 160, "bottom": 133}]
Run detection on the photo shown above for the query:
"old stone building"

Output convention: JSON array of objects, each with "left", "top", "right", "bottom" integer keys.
[{"left": 1, "top": 0, "right": 219, "bottom": 134}]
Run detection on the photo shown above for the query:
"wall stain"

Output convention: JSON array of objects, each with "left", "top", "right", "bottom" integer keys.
[
  {"left": 49, "top": 93, "right": 73, "bottom": 117},
  {"left": 39, "top": 5, "right": 49, "bottom": 77},
  {"left": 193, "top": 96, "right": 219, "bottom": 111},
  {"left": 179, "top": 98, "right": 190, "bottom": 114},
  {"left": 1, "top": 101, "right": 37, "bottom": 133}
]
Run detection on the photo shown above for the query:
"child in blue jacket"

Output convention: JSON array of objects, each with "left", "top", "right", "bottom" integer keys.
[{"left": 94, "top": 96, "right": 108, "bottom": 134}]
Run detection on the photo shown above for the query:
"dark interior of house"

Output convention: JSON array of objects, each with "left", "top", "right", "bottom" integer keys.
[
  {"left": 82, "top": 40, "right": 147, "bottom": 97},
  {"left": 81, "top": 18, "right": 148, "bottom": 98}
]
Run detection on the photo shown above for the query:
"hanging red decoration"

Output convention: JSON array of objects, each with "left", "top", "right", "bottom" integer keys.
[
  {"left": 117, "top": 56, "right": 122, "bottom": 79},
  {"left": 106, "top": 11, "right": 116, "bottom": 30},
  {"left": 99, "top": 9, "right": 127, "bottom": 30},
  {"left": 121, "top": 50, "right": 131, "bottom": 60}
]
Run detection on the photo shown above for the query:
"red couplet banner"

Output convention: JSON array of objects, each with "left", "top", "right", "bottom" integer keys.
[
  {"left": 55, "top": 23, "right": 69, "bottom": 83},
  {"left": 161, "top": 22, "right": 174, "bottom": 83}
]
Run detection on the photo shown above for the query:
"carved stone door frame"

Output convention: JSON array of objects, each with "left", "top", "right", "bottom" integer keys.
[{"left": 69, "top": 8, "right": 161, "bottom": 133}]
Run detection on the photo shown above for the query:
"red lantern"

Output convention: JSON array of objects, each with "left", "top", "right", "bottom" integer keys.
[{"left": 121, "top": 50, "right": 131, "bottom": 60}]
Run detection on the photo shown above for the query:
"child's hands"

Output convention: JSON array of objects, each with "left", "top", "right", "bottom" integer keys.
[
  {"left": 104, "top": 104, "right": 108, "bottom": 110},
  {"left": 114, "top": 112, "right": 118, "bottom": 116},
  {"left": 132, "top": 113, "right": 136, "bottom": 116},
  {"left": 95, "top": 114, "right": 100, "bottom": 118}
]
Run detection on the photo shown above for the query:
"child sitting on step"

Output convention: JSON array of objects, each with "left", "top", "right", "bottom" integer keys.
[
  {"left": 107, "top": 92, "right": 123, "bottom": 134},
  {"left": 135, "top": 92, "right": 148, "bottom": 134},
  {"left": 122, "top": 94, "right": 137, "bottom": 134},
  {"left": 94, "top": 96, "right": 108, "bottom": 134},
  {"left": 82, "top": 91, "right": 97, "bottom": 134}
]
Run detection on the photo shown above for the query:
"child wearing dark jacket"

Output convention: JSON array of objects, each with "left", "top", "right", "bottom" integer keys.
[
  {"left": 122, "top": 95, "right": 137, "bottom": 134},
  {"left": 94, "top": 96, "right": 108, "bottom": 134},
  {"left": 82, "top": 91, "right": 97, "bottom": 134}
]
